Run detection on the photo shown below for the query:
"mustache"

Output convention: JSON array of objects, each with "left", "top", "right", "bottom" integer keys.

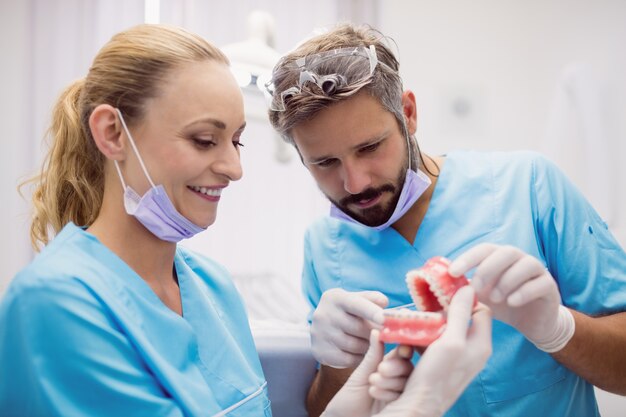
[{"left": 340, "top": 184, "right": 396, "bottom": 206}]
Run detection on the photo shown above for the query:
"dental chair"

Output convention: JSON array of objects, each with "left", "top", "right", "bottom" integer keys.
[{"left": 252, "top": 322, "right": 318, "bottom": 417}]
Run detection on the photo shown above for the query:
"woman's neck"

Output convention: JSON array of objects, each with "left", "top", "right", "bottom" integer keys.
[{"left": 87, "top": 191, "right": 182, "bottom": 315}]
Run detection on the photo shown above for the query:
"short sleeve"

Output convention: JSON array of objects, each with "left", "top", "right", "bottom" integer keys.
[
  {"left": 532, "top": 154, "right": 626, "bottom": 314},
  {"left": 301, "top": 228, "right": 323, "bottom": 323},
  {"left": 0, "top": 277, "right": 184, "bottom": 416}
]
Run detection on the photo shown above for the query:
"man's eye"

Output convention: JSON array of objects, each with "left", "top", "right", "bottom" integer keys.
[
  {"left": 360, "top": 143, "right": 380, "bottom": 153},
  {"left": 316, "top": 159, "right": 337, "bottom": 168}
]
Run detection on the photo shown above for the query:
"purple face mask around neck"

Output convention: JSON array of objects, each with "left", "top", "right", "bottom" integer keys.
[
  {"left": 329, "top": 168, "right": 431, "bottom": 231},
  {"left": 113, "top": 109, "right": 206, "bottom": 243}
]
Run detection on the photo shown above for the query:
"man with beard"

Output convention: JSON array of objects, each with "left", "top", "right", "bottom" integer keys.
[{"left": 267, "top": 23, "right": 626, "bottom": 417}]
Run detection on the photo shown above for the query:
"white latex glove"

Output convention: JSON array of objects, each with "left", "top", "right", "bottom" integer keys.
[
  {"left": 368, "top": 346, "right": 415, "bottom": 403},
  {"left": 449, "top": 243, "right": 575, "bottom": 352},
  {"left": 320, "top": 330, "right": 404, "bottom": 417},
  {"left": 322, "top": 286, "right": 492, "bottom": 417},
  {"left": 311, "top": 288, "right": 388, "bottom": 368}
]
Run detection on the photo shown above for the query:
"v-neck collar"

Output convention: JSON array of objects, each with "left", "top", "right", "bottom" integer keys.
[
  {"left": 74, "top": 225, "right": 187, "bottom": 320},
  {"left": 384, "top": 155, "right": 451, "bottom": 254}
]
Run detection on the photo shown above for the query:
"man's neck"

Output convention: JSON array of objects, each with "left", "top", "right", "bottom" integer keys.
[{"left": 391, "top": 154, "right": 444, "bottom": 244}]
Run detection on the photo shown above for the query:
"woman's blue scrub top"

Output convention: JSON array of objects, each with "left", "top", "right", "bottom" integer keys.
[
  {"left": 0, "top": 223, "right": 271, "bottom": 417},
  {"left": 302, "top": 150, "right": 626, "bottom": 417}
]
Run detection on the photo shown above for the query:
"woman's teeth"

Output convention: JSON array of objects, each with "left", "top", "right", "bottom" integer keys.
[{"left": 189, "top": 185, "right": 221, "bottom": 197}]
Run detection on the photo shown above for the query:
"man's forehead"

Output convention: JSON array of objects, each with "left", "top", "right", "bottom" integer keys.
[
  {"left": 294, "top": 93, "right": 392, "bottom": 136},
  {"left": 294, "top": 122, "right": 394, "bottom": 163}
]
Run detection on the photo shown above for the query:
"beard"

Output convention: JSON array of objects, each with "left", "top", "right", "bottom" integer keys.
[{"left": 327, "top": 161, "right": 408, "bottom": 227}]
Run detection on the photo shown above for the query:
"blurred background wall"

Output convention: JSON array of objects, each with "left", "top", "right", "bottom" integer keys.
[{"left": 1, "top": 0, "right": 625, "bottom": 414}]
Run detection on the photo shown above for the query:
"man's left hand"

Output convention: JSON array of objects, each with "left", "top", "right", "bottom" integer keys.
[{"left": 449, "top": 243, "right": 575, "bottom": 352}]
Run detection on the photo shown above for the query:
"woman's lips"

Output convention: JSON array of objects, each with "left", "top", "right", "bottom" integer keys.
[{"left": 188, "top": 185, "right": 223, "bottom": 202}]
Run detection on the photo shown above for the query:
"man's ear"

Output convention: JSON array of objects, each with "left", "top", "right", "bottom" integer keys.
[
  {"left": 89, "top": 104, "right": 125, "bottom": 160},
  {"left": 401, "top": 90, "right": 418, "bottom": 136}
]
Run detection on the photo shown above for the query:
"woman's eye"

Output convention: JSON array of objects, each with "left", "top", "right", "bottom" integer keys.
[
  {"left": 232, "top": 132, "right": 245, "bottom": 148},
  {"left": 192, "top": 138, "right": 216, "bottom": 148}
]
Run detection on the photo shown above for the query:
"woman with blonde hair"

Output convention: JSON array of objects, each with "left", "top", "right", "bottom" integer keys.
[{"left": 0, "top": 24, "right": 490, "bottom": 417}]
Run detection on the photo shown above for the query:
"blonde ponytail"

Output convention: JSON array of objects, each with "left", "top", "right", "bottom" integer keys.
[{"left": 25, "top": 79, "right": 104, "bottom": 250}]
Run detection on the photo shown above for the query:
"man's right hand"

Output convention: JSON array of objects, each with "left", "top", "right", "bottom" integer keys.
[{"left": 311, "top": 288, "right": 388, "bottom": 368}]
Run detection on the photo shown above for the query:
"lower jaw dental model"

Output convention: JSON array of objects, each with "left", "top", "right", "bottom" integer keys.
[{"left": 379, "top": 256, "right": 470, "bottom": 347}]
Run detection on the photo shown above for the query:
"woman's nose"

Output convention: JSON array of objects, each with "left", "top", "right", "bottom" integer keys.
[{"left": 213, "top": 144, "right": 243, "bottom": 181}]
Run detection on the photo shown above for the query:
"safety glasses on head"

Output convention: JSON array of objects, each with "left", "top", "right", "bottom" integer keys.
[{"left": 265, "top": 45, "right": 378, "bottom": 111}]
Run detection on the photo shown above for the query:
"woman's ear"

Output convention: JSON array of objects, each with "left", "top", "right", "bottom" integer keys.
[
  {"left": 401, "top": 90, "right": 418, "bottom": 136},
  {"left": 89, "top": 104, "right": 125, "bottom": 160}
]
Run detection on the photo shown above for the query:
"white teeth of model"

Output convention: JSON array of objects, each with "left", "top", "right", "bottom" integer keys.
[{"left": 200, "top": 186, "right": 207, "bottom": 194}]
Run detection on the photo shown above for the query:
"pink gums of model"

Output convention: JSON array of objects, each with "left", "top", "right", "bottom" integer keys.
[{"left": 380, "top": 257, "right": 471, "bottom": 347}]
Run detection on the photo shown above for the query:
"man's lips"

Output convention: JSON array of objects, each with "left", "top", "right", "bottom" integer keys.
[
  {"left": 351, "top": 193, "right": 382, "bottom": 209},
  {"left": 341, "top": 184, "right": 395, "bottom": 210}
]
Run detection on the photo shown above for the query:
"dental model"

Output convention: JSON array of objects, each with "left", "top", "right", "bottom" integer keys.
[{"left": 379, "top": 257, "right": 470, "bottom": 347}]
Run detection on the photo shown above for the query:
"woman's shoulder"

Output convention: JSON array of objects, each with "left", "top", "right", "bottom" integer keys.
[
  {"left": 10, "top": 224, "right": 91, "bottom": 290},
  {"left": 4, "top": 223, "right": 126, "bottom": 313},
  {"left": 2, "top": 249, "right": 106, "bottom": 329},
  {"left": 175, "top": 246, "right": 233, "bottom": 286},
  {"left": 174, "top": 246, "right": 247, "bottom": 319}
]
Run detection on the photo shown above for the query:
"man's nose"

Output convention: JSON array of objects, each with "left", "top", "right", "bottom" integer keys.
[{"left": 341, "top": 160, "right": 370, "bottom": 195}]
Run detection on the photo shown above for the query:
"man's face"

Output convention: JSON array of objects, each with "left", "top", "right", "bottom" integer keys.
[{"left": 291, "top": 91, "right": 409, "bottom": 227}]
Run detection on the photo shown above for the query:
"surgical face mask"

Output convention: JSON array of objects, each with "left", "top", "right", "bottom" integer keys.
[
  {"left": 330, "top": 169, "right": 431, "bottom": 231},
  {"left": 330, "top": 135, "right": 431, "bottom": 231},
  {"left": 113, "top": 109, "right": 206, "bottom": 242}
]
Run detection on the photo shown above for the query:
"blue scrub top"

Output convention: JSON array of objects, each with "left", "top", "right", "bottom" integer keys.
[
  {"left": 302, "top": 150, "right": 626, "bottom": 417},
  {"left": 0, "top": 223, "right": 271, "bottom": 417}
]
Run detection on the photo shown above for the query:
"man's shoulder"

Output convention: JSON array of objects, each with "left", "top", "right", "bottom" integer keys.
[
  {"left": 449, "top": 149, "right": 549, "bottom": 171},
  {"left": 446, "top": 150, "right": 560, "bottom": 190}
]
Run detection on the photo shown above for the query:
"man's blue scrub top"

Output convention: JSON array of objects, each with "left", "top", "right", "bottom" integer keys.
[
  {"left": 0, "top": 223, "right": 271, "bottom": 417},
  {"left": 302, "top": 150, "right": 626, "bottom": 417}
]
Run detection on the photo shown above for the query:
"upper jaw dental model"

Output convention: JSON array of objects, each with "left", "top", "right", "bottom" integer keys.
[{"left": 379, "top": 256, "right": 470, "bottom": 347}]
